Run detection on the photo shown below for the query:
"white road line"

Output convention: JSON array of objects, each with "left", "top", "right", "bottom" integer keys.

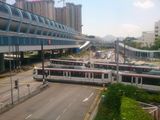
[
  {"left": 56, "top": 115, "right": 61, "bottom": 120},
  {"left": 25, "top": 114, "right": 32, "bottom": 119},
  {"left": 67, "top": 103, "right": 72, "bottom": 108},
  {"left": 83, "top": 92, "right": 94, "bottom": 102},
  {"left": 62, "top": 108, "right": 67, "bottom": 114},
  {"left": 56, "top": 102, "right": 72, "bottom": 120}
]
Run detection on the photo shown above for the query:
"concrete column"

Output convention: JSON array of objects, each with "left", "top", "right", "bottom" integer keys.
[
  {"left": 131, "top": 77, "right": 133, "bottom": 85},
  {"left": 0, "top": 53, "right": 5, "bottom": 72},
  {"left": 52, "top": 50, "right": 54, "bottom": 55},
  {"left": 135, "top": 77, "right": 138, "bottom": 86},
  {"left": 20, "top": 52, "right": 24, "bottom": 60},
  {"left": 38, "top": 51, "right": 42, "bottom": 57}
]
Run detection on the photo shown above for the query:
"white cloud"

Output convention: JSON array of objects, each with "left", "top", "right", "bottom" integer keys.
[{"left": 134, "top": 0, "right": 154, "bottom": 9}]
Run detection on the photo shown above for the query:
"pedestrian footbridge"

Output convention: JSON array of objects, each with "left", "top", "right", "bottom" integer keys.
[{"left": 0, "top": 1, "right": 86, "bottom": 53}]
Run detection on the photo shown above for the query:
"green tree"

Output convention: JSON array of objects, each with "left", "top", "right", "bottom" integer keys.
[{"left": 154, "top": 37, "right": 160, "bottom": 50}]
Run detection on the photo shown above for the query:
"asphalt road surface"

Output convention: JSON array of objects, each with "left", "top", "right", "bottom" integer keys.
[{"left": 0, "top": 83, "right": 100, "bottom": 120}]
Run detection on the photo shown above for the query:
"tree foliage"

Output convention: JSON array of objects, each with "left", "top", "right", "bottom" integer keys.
[{"left": 153, "top": 37, "right": 160, "bottom": 50}]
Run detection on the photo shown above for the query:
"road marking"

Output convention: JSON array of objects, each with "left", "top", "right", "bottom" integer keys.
[
  {"left": 62, "top": 108, "right": 67, "bottom": 114},
  {"left": 67, "top": 103, "right": 72, "bottom": 108},
  {"left": 25, "top": 114, "right": 32, "bottom": 119},
  {"left": 83, "top": 92, "right": 94, "bottom": 102},
  {"left": 56, "top": 115, "right": 61, "bottom": 120}
]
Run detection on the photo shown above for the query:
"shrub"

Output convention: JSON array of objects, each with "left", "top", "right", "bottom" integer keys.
[{"left": 95, "top": 83, "right": 158, "bottom": 120}]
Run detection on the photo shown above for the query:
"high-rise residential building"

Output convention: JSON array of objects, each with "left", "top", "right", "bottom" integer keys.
[
  {"left": 55, "top": 3, "right": 82, "bottom": 33},
  {"left": 155, "top": 20, "right": 160, "bottom": 38},
  {"left": 15, "top": 0, "right": 55, "bottom": 20},
  {"left": 55, "top": 7, "right": 65, "bottom": 24},
  {"left": 15, "top": 0, "right": 25, "bottom": 9},
  {"left": 141, "top": 31, "right": 155, "bottom": 47}
]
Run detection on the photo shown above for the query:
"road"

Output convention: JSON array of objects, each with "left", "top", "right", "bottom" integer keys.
[
  {"left": 90, "top": 49, "right": 124, "bottom": 63},
  {"left": 0, "top": 83, "right": 100, "bottom": 120}
]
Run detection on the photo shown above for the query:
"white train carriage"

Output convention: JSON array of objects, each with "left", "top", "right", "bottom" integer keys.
[
  {"left": 49, "top": 59, "right": 87, "bottom": 66},
  {"left": 119, "top": 72, "right": 160, "bottom": 91},
  {"left": 33, "top": 67, "right": 112, "bottom": 84}
]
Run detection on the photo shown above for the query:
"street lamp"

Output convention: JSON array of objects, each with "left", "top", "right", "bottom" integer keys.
[
  {"left": 116, "top": 39, "right": 119, "bottom": 83},
  {"left": 8, "top": 40, "right": 14, "bottom": 105},
  {"left": 41, "top": 41, "right": 45, "bottom": 84}
]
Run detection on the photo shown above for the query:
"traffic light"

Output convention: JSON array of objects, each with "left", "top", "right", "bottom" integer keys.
[{"left": 14, "top": 80, "right": 19, "bottom": 89}]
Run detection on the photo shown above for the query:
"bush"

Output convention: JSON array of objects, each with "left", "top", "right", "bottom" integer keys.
[
  {"left": 105, "top": 83, "right": 160, "bottom": 103},
  {"left": 95, "top": 83, "right": 158, "bottom": 120},
  {"left": 121, "top": 97, "right": 153, "bottom": 120}
]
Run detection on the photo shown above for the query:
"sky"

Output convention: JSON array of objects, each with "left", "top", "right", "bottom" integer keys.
[{"left": 6, "top": 0, "right": 160, "bottom": 37}]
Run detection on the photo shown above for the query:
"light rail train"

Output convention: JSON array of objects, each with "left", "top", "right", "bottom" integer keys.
[
  {"left": 49, "top": 59, "right": 159, "bottom": 73},
  {"left": 33, "top": 67, "right": 112, "bottom": 84},
  {"left": 119, "top": 72, "right": 160, "bottom": 91},
  {"left": 33, "top": 67, "right": 160, "bottom": 91}
]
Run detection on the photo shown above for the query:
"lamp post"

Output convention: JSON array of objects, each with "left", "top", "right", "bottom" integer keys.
[
  {"left": 124, "top": 39, "right": 126, "bottom": 64},
  {"left": 9, "top": 42, "right": 14, "bottom": 105},
  {"left": 41, "top": 41, "right": 45, "bottom": 84},
  {"left": 116, "top": 39, "right": 119, "bottom": 83}
]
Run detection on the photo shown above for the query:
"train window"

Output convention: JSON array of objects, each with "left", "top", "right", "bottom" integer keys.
[
  {"left": 122, "top": 75, "right": 132, "bottom": 83},
  {"left": 142, "top": 77, "right": 160, "bottom": 86},
  {"left": 93, "top": 73, "right": 102, "bottom": 79},
  {"left": 104, "top": 74, "right": 108, "bottom": 78},
  {"left": 37, "top": 69, "right": 43, "bottom": 75},
  {"left": 71, "top": 71, "right": 85, "bottom": 78},
  {"left": 50, "top": 70, "right": 63, "bottom": 76}
]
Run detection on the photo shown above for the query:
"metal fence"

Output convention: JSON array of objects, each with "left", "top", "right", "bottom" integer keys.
[
  {"left": 140, "top": 102, "right": 160, "bottom": 120},
  {"left": 0, "top": 83, "right": 48, "bottom": 114}
]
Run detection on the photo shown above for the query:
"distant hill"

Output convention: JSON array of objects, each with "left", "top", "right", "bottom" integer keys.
[{"left": 103, "top": 35, "right": 116, "bottom": 42}]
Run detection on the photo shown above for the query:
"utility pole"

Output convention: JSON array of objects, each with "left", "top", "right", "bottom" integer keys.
[
  {"left": 124, "top": 40, "right": 126, "bottom": 64},
  {"left": 41, "top": 41, "right": 45, "bottom": 84},
  {"left": 116, "top": 39, "right": 119, "bottom": 83},
  {"left": 115, "top": 41, "right": 117, "bottom": 63},
  {"left": 9, "top": 42, "right": 14, "bottom": 105}
]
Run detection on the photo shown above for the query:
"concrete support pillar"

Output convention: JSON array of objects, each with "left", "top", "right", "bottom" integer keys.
[
  {"left": 135, "top": 77, "right": 138, "bottom": 86},
  {"left": 20, "top": 52, "right": 24, "bottom": 60},
  {"left": 131, "top": 77, "right": 133, "bottom": 85},
  {"left": 52, "top": 50, "right": 54, "bottom": 55},
  {"left": 38, "top": 51, "right": 42, "bottom": 56},
  {"left": 0, "top": 53, "right": 5, "bottom": 72},
  {"left": 60, "top": 49, "right": 63, "bottom": 55}
]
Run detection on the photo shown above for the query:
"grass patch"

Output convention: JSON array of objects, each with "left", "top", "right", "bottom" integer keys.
[
  {"left": 121, "top": 97, "right": 153, "bottom": 120},
  {"left": 94, "top": 83, "right": 159, "bottom": 120}
]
